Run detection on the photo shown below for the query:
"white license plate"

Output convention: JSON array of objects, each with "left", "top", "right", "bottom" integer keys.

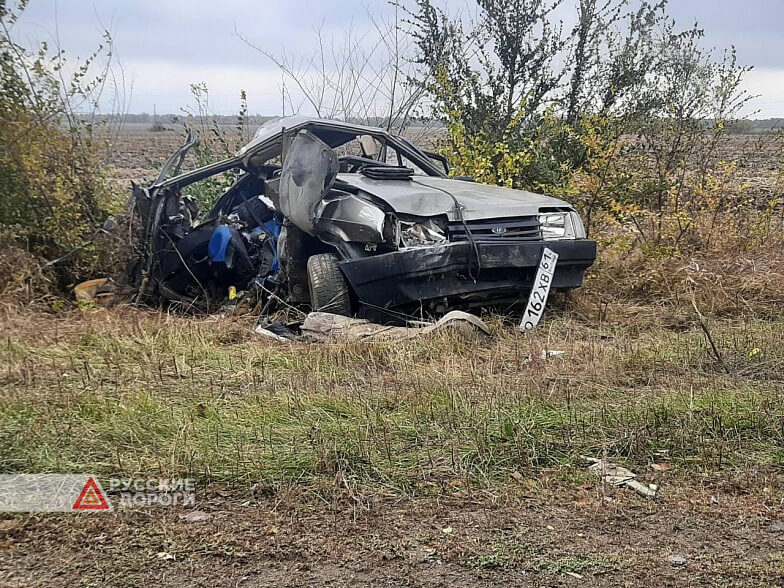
[{"left": 520, "top": 247, "right": 559, "bottom": 332}]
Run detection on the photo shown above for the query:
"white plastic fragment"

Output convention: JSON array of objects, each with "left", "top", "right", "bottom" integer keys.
[
  {"left": 583, "top": 456, "right": 659, "bottom": 499},
  {"left": 254, "top": 325, "right": 293, "bottom": 342},
  {"left": 667, "top": 554, "right": 688, "bottom": 566}
]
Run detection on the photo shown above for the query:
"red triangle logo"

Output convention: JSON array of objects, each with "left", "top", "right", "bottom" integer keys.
[{"left": 72, "top": 477, "right": 110, "bottom": 510}]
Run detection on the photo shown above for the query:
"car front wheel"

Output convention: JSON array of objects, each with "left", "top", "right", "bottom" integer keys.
[{"left": 306, "top": 253, "right": 353, "bottom": 316}]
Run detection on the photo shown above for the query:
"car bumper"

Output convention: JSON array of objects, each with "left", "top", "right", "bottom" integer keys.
[{"left": 339, "top": 240, "right": 597, "bottom": 308}]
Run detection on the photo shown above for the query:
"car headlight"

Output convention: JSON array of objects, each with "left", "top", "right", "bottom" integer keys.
[
  {"left": 539, "top": 212, "right": 580, "bottom": 240},
  {"left": 569, "top": 211, "right": 587, "bottom": 239},
  {"left": 399, "top": 219, "right": 447, "bottom": 248}
]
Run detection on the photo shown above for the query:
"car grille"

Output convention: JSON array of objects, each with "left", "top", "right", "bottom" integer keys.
[{"left": 449, "top": 217, "right": 541, "bottom": 242}]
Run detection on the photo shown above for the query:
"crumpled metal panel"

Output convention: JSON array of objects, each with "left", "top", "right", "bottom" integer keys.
[
  {"left": 314, "top": 191, "right": 386, "bottom": 243},
  {"left": 279, "top": 130, "right": 338, "bottom": 236},
  {"left": 335, "top": 174, "right": 574, "bottom": 220}
]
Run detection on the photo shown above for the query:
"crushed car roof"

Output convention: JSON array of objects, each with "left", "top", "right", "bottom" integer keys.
[{"left": 237, "top": 116, "right": 391, "bottom": 156}]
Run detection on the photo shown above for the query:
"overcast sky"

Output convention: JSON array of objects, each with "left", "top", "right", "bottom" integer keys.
[{"left": 11, "top": 0, "right": 784, "bottom": 118}]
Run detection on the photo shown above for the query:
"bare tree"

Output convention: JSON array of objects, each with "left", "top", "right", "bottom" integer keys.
[{"left": 235, "top": 5, "right": 425, "bottom": 133}]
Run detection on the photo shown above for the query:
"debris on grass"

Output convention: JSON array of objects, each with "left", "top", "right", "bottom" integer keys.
[
  {"left": 179, "top": 511, "right": 212, "bottom": 523},
  {"left": 300, "top": 310, "right": 491, "bottom": 342},
  {"left": 251, "top": 310, "right": 491, "bottom": 342},
  {"left": 73, "top": 277, "right": 115, "bottom": 305},
  {"left": 667, "top": 554, "right": 688, "bottom": 566},
  {"left": 254, "top": 321, "right": 298, "bottom": 342},
  {"left": 584, "top": 457, "right": 659, "bottom": 499}
]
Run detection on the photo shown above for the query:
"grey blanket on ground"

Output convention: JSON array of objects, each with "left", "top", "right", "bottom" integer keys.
[{"left": 300, "top": 310, "right": 491, "bottom": 342}]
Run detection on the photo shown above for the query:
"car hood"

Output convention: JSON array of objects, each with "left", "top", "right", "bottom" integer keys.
[{"left": 336, "top": 174, "right": 572, "bottom": 220}]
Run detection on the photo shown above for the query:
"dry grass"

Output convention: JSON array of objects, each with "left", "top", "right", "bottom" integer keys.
[
  {"left": 2, "top": 298, "right": 782, "bottom": 498},
  {"left": 586, "top": 210, "right": 784, "bottom": 321}
]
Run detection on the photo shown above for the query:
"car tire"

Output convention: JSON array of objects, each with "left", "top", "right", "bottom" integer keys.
[{"left": 307, "top": 253, "right": 353, "bottom": 316}]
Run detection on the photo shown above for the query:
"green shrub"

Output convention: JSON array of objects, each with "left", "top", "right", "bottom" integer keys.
[{"left": 0, "top": 1, "right": 121, "bottom": 295}]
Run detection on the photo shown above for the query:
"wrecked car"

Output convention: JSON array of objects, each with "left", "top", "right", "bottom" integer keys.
[{"left": 126, "top": 116, "right": 596, "bottom": 318}]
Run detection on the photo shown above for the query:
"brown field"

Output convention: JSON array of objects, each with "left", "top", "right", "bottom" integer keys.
[
  {"left": 1, "top": 126, "right": 783, "bottom": 586},
  {"left": 102, "top": 124, "right": 783, "bottom": 196}
]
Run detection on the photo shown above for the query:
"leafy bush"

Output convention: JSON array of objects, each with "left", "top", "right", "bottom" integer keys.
[
  {"left": 405, "top": 0, "right": 784, "bottom": 315},
  {"left": 0, "top": 1, "right": 121, "bottom": 296}
]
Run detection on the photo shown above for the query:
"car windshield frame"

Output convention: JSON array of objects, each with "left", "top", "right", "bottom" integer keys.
[{"left": 154, "top": 118, "right": 446, "bottom": 191}]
